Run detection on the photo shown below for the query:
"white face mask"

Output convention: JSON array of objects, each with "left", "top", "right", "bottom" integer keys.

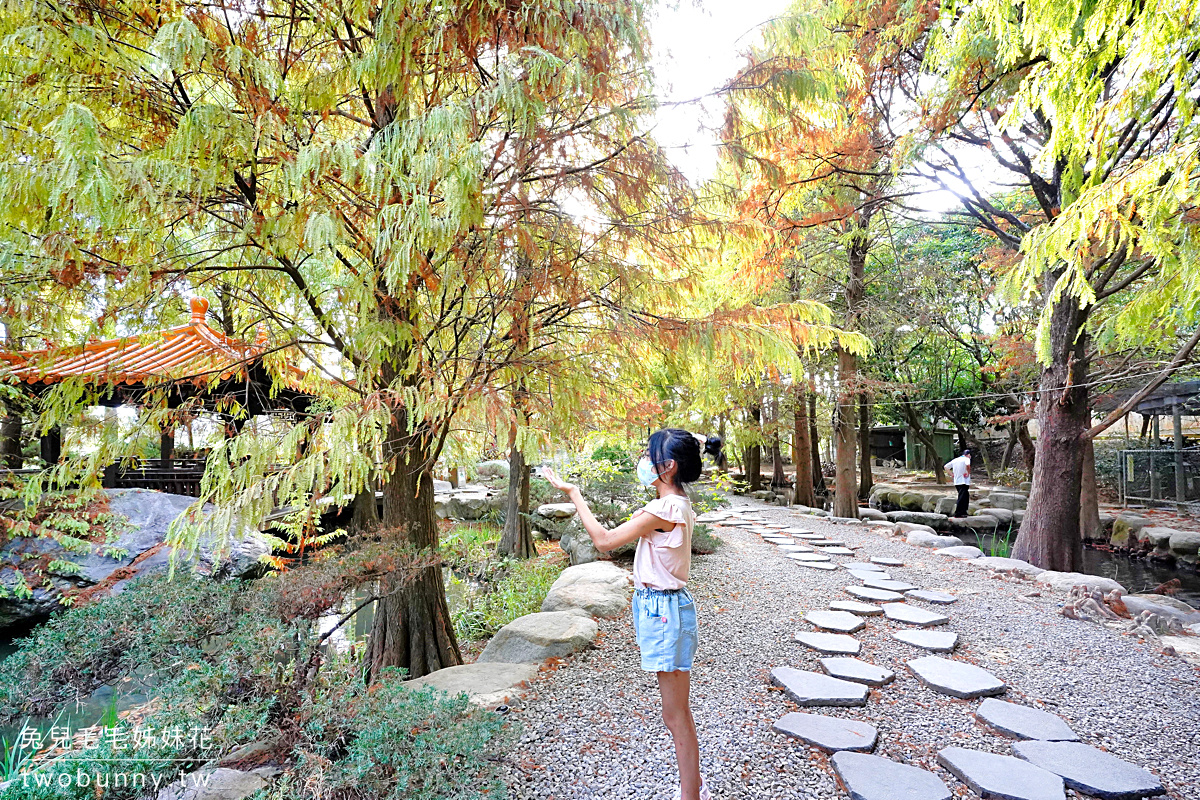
[{"left": 636, "top": 456, "right": 659, "bottom": 487}]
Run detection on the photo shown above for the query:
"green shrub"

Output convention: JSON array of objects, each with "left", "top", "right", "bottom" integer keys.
[
  {"left": 0, "top": 531, "right": 508, "bottom": 800},
  {"left": 453, "top": 553, "right": 565, "bottom": 643},
  {"left": 691, "top": 523, "right": 722, "bottom": 555},
  {"left": 264, "top": 660, "right": 508, "bottom": 800}
]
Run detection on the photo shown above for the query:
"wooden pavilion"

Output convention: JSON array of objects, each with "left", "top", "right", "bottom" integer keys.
[{"left": 0, "top": 298, "right": 315, "bottom": 494}]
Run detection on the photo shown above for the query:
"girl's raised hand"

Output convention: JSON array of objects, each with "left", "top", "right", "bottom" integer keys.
[{"left": 541, "top": 467, "right": 578, "bottom": 495}]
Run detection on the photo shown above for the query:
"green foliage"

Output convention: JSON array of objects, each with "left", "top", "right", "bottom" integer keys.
[
  {"left": 268, "top": 662, "right": 508, "bottom": 800},
  {"left": 452, "top": 551, "right": 566, "bottom": 644},
  {"left": 691, "top": 523, "right": 723, "bottom": 556},
  {"left": 590, "top": 443, "right": 635, "bottom": 472}
]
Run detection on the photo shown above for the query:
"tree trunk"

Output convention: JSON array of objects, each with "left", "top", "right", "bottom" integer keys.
[
  {"left": 771, "top": 437, "right": 787, "bottom": 488},
  {"left": 349, "top": 488, "right": 380, "bottom": 533},
  {"left": 498, "top": 445, "right": 535, "bottom": 558},
  {"left": 1079, "top": 436, "right": 1101, "bottom": 543},
  {"left": 793, "top": 385, "right": 816, "bottom": 507},
  {"left": 1018, "top": 418, "right": 1036, "bottom": 474},
  {"left": 833, "top": 224, "right": 866, "bottom": 519},
  {"left": 857, "top": 396, "right": 872, "bottom": 500},
  {"left": 809, "top": 390, "right": 826, "bottom": 497},
  {"left": 1, "top": 402, "right": 21, "bottom": 470},
  {"left": 833, "top": 349, "right": 859, "bottom": 518},
  {"left": 1001, "top": 422, "right": 1018, "bottom": 471},
  {"left": 744, "top": 444, "right": 761, "bottom": 492},
  {"left": 367, "top": 415, "right": 462, "bottom": 681},
  {"left": 1013, "top": 292, "right": 1090, "bottom": 571}
]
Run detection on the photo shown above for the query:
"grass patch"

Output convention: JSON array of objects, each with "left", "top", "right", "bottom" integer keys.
[{"left": 452, "top": 543, "right": 567, "bottom": 645}]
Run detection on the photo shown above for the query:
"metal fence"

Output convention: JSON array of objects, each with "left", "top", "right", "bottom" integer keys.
[{"left": 1119, "top": 447, "right": 1200, "bottom": 510}]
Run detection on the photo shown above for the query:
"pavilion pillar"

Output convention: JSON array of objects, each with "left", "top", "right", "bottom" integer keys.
[
  {"left": 160, "top": 424, "right": 175, "bottom": 468},
  {"left": 1149, "top": 414, "right": 1160, "bottom": 500},
  {"left": 1174, "top": 403, "right": 1186, "bottom": 510},
  {"left": 1, "top": 408, "right": 20, "bottom": 470},
  {"left": 40, "top": 426, "right": 61, "bottom": 466}
]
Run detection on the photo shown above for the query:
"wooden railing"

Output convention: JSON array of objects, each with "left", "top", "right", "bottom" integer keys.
[{"left": 102, "top": 460, "right": 208, "bottom": 497}]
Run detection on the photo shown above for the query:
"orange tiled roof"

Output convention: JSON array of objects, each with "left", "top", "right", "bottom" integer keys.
[{"left": 0, "top": 298, "right": 300, "bottom": 389}]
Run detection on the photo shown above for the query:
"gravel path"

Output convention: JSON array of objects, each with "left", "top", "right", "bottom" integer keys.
[{"left": 502, "top": 499, "right": 1200, "bottom": 799}]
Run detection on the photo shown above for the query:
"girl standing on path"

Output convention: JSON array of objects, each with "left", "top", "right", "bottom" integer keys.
[{"left": 543, "top": 428, "right": 719, "bottom": 800}]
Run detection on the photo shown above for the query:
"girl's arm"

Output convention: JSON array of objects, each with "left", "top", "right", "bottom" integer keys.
[{"left": 543, "top": 468, "right": 664, "bottom": 552}]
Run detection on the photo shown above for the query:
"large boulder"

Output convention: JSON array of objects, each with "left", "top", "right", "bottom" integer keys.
[
  {"left": 1137, "top": 526, "right": 1175, "bottom": 551},
  {"left": 971, "top": 556, "right": 1044, "bottom": 577},
  {"left": 1168, "top": 529, "right": 1200, "bottom": 563},
  {"left": 935, "top": 545, "right": 984, "bottom": 559},
  {"left": 857, "top": 506, "right": 888, "bottom": 522},
  {"left": 1035, "top": 571, "right": 1124, "bottom": 594},
  {"left": 440, "top": 490, "right": 505, "bottom": 521},
  {"left": 153, "top": 766, "right": 278, "bottom": 800},
  {"left": 907, "top": 530, "right": 964, "bottom": 549},
  {"left": 1123, "top": 594, "right": 1200, "bottom": 625},
  {"left": 477, "top": 611, "right": 598, "bottom": 664},
  {"left": 976, "top": 508, "right": 1014, "bottom": 526},
  {"left": 989, "top": 492, "right": 1027, "bottom": 511},
  {"left": 475, "top": 459, "right": 511, "bottom": 480},
  {"left": 558, "top": 520, "right": 601, "bottom": 565},
  {"left": 933, "top": 496, "right": 958, "bottom": 516},
  {"left": 541, "top": 562, "right": 633, "bottom": 618},
  {"left": 536, "top": 502, "right": 577, "bottom": 520},
  {"left": 944, "top": 516, "right": 999, "bottom": 538},
  {"left": 893, "top": 521, "right": 938, "bottom": 537},
  {"left": 886, "top": 510, "right": 947, "bottom": 528},
  {"left": 0, "top": 489, "right": 270, "bottom": 629},
  {"left": 898, "top": 492, "right": 927, "bottom": 511},
  {"left": 406, "top": 661, "right": 540, "bottom": 709},
  {"left": 1111, "top": 514, "right": 1150, "bottom": 547}
]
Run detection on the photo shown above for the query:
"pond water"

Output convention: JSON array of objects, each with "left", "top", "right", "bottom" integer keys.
[
  {"left": 958, "top": 530, "right": 1200, "bottom": 610},
  {"left": 1080, "top": 548, "right": 1200, "bottom": 608}
]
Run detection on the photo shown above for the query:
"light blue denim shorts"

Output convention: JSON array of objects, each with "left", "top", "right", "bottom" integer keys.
[{"left": 631, "top": 586, "right": 699, "bottom": 673}]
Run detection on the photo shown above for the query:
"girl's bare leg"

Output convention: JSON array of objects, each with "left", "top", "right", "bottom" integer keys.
[{"left": 658, "top": 669, "right": 701, "bottom": 800}]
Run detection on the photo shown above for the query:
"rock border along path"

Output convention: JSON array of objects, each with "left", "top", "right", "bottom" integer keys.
[{"left": 503, "top": 499, "right": 1200, "bottom": 799}]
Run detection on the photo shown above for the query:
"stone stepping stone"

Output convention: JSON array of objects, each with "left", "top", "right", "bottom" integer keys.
[
  {"left": 845, "top": 585, "right": 905, "bottom": 602},
  {"left": 882, "top": 603, "right": 950, "bottom": 627},
  {"left": 778, "top": 544, "right": 814, "bottom": 553},
  {"left": 831, "top": 752, "right": 951, "bottom": 800},
  {"left": 763, "top": 537, "right": 796, "bottom": 545},
  {"left": 797, "top": 533, "right": 825, "bottom": 540},
  {"left": 848, "top": 569, "right": 891, "bottom": 582},
  {"left": 842, "top": 562, "right": 885, "bottom": 572},
  {"left": 905, "top": 589, "right": 957, "bottom": 604},
  {"left": 792, "top": 559, "right": 838, "bottom": 570},
  {"left": 770, "top": 666, "right": 868, "bottom": 706},
  {"left": 773, "top": 711, "right": 877, "bottom": 752},
  {"left": 817, "top": 546, "right": 857, "bottom": 555},
  {"left": 830, "top": 600, "right": 883, "bottom": 616},
  {"left": 782, "top": 527, "right": 814, "bottom": 534},
  {"left": 819, "top": 657, "right": 895, "bottom": 686},
  {"left": 863, "top": 577, "right": 919, "bottom": 592},
  {"left": 791, "top": 552, "right": 832, "bottom": 562},
  {"left": 907, "top": 656, "right": 1005, "bottom": 699},
  {"left": 805, "top": 610, "right": 866, "bottom": 633},
  {"left": 976, "top": 699, "right": 1079, "bottom": 741},
  {"left": 762, "top": 524, "right": 789, "bottom": 529},
  {"left": 1012, "top": 740, "right": 1165, "bottom": 799},
  {"left": 794, "top": 631, "right": 861, "bottom": 655},
  {"left": 937, "top": 746, "right": 1065, "bottom": 800},
  {"left": 893, "top": 630, "right": 958, "bottom": 652},
  {"left": 808, "top": 539, "right": 845, "bottom": 547},
  {"left": 870, "top": 556, "right": 905, "bottom": 566}
]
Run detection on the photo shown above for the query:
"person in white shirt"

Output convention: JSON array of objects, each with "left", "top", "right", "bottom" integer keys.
[{"left": 945, "top": 449, "right": 972, "bottom": 517}]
